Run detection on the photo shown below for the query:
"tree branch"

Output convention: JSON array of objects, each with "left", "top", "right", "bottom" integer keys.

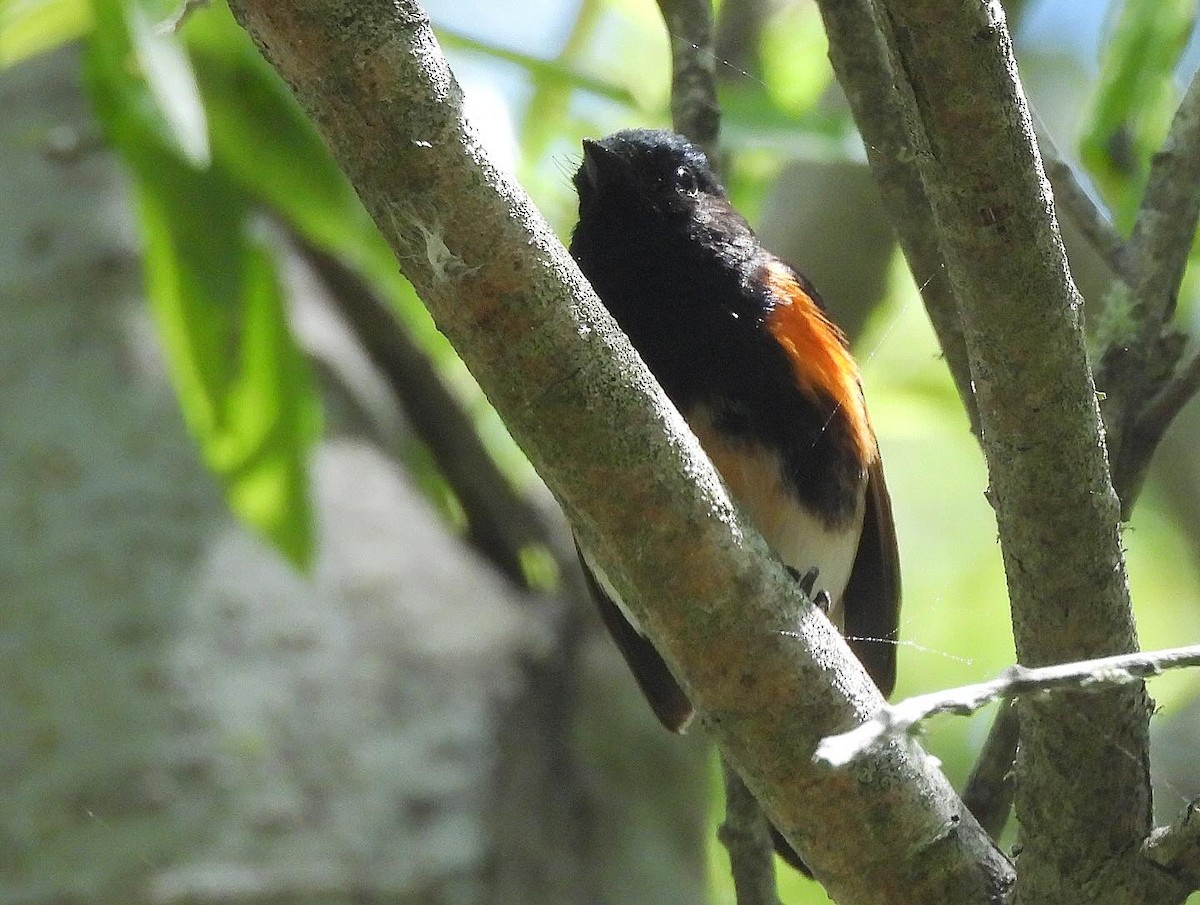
[
  {"left": 655, "top": 0, "right": 720, "bottom": 160},
  {"left": 1126, "top": 70, "right": 1200, "bottom": 332},
  {"left": 224, "top": 0, "right": 1011, "bottom": 899},
  {"left": 1107, "top": 71, "right": 1200, "bottom": 509},
  {"left": 1145, "top": 799, "right": 1200, "bottom": 891},
  {"left": 719, "top": 763, "right": 782, "bottom": 905},
  {"left": 812, "top": 0, "right": 978, "bottom": 438},
  {"left": 870, "top": 1, "right": 1154, "bottom": 900},
  {"left": 817, "top": 645, "right": 1200, "bottom": 767},
  {"left": 812, "top": 0, "right": 1019, "bottom": 841},
  {"left": 961, "top": 701, "right": 1018, "bottom": 842},
  {"left": 1130, "top": 350, "right": 1200, "bottom": 458}
]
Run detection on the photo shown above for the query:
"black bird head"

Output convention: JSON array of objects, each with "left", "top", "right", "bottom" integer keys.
[{"left": 573, "top": 129, "right": 727, "bottom": 228}]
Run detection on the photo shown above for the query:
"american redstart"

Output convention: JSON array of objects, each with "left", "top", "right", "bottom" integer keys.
[{"left": 569, "top": 129, "right": 901, "bottom": 872}]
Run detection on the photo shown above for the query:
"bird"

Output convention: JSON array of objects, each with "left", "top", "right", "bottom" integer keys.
[{"left": 568, "top": 129, "right": 901, "bottom": 870}]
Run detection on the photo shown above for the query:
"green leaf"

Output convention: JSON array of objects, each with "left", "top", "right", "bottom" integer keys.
[
  {"left": 183, "top": 6, "right": 364, "bottom": 245},
  {"left": 83, "top": 0, "right": 321, "bottom": 568},
  {"left": 0, "top": 0, "right": 91, "bottom": 69},
  {"left": 1080, "top": 0, "right": 1198, "bottom": 232},
  {"left": 222, "top": 229, "right": 322, "bottom": 565},
  {"left": 135, "top": 160, "right": 321, "bottom": 567}
]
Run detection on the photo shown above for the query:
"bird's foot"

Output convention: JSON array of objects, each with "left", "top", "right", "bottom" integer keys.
[{"left": 788, "top": 565, "right": 832, "bottom": 614}]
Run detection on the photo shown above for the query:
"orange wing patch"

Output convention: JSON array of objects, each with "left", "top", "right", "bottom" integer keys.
[{"left": 761, "top": 260, "right": 877, "bottom": 467}]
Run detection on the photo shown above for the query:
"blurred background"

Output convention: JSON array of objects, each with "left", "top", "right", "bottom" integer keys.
[{"left": 3, "top": 0, "right": 1200, "bottom": 902}]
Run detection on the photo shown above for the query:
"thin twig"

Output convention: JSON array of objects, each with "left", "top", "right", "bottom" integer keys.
[
  {"left": 1126, "top": 69, "right": 1200, "bottom": 330},
  {"left": 1103, "top": 72, "right": 1200, "bottom": 511},
  {"left": 1032, "top": 112, "right": 1129, "bottom": 285},
  {"left": 960, "top": 701, "right": 1018, "bottom": 841},
  {"left": 655, "top": 0, "right": 721, "bottom": 160},
  {"left": 817, "top": 644, "right": 1200, "bottom": 768},
  {"left": 719, "top": 759, "right": 783, "bottom": 905}
]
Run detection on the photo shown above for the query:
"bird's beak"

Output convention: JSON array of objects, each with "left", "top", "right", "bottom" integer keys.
[{"left": 578, "top": 138, "right": 630, "bottom": 192}]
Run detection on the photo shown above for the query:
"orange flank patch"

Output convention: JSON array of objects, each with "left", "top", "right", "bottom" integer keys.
[{"left": 761, "top": 260, "right": 877, "bottom": 466}]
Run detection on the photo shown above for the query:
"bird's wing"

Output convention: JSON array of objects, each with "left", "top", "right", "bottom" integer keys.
[
  {"left": 574, "top": 538, "right": 694, "bottom": 732},
  {"left": 841, "top": 455, "right": 902, "bottom": 695}
]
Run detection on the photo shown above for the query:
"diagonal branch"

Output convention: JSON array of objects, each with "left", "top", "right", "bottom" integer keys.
[
  {"left": 961, "top": 701, "right": 1019, "bottom": 842},
  {"left": 1133, "top": 350, "right": 1200, "bottom": 451},
  {"left": 1126, "top": 70, "right": 1200, "bottom": 332},
  {"left": 869, "top": 0, "right": 1156, "bottom": 901},
  {"left": 224, "top": 0, "right": 1012, "bottom": 899},
  {"left": 1107, "top": 71, "right": 1200, "bottom": 509},
  {"left": 719, "top": 763, "right": 782, "bottom": 905}
]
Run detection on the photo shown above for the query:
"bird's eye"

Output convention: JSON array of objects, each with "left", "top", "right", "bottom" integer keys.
[{"left": 675, "top": 165, "right": 699, "bottom": 194}]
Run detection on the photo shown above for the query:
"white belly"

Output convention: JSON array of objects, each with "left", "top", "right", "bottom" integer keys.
[{"left": 687, "top": 408, "right": 866, "bottom": 629}]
